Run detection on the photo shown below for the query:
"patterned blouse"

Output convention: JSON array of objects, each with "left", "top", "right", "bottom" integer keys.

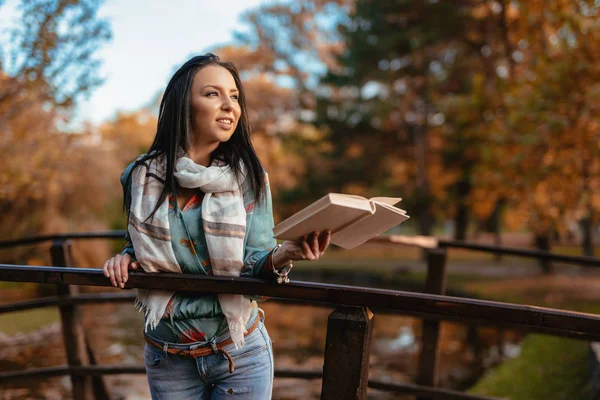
[{"left": 120, "top": 161, "right": 277, "bottom": 344}]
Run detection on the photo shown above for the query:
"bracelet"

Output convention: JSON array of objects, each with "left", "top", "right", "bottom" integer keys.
[{"left": 271, "top": 244, "right": 293, "bottom": 284}]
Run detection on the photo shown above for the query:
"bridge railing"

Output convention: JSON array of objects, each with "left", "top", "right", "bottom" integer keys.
[{"left": 0, "top": 232, "right": 599, "bottom": 400}]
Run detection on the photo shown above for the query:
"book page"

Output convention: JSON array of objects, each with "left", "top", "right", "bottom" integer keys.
[
  {"left": 369, "top": 197, "right": 402, "bottom": 206},
  {"left": 375, "top": 201, "right": 407, "bottom": 214},
  {"left": 331, "top": 202, "right": 409, "bottom": 249}
]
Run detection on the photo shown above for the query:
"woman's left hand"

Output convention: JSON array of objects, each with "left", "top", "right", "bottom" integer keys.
[{"left": 273, "top": 230, "right": 332, "bottom": 268}]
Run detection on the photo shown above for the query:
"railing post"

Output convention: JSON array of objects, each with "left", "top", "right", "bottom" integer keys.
[
  {"left": 416, "top": 247, "right": 447, "bottom": 400},
  {"left": 321, "top": 305, "right": 374, "bottom": 400},
  {"left": 50, "top": 240, "right": 94, "bottom": 400}
]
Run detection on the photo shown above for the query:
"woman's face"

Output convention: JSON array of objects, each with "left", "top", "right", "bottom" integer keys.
[{"left": 189, "top": 65, "right": 241, "bottom": 145}]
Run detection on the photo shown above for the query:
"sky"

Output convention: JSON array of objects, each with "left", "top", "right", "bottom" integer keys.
[
  {"left": 80, "top": 0, "right": 269, "bottom": 125},
  {"left": 1, "top": 0, "right": 269, "bottom": 126}
]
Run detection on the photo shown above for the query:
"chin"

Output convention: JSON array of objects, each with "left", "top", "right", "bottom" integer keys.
[
  {"left": 213, "top": 127, "right": 236, "bottom": 142},
  {"left": 194, "top": 125, "right": 236, "bottom": 145},
  {"left": 216, "top": 132, "right": 235, "bottom": 143}
]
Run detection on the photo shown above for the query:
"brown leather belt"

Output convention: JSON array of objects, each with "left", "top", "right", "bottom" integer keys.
[{"left": 144, "top": 316, "right": 260, "bottom": 373}]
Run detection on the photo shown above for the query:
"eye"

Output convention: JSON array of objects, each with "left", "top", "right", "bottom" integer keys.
[
  {"left": 231, "top": 94, "right": 239, "bottom": 100},
  {"left": 206, "top": 91, "right": 218, "bottom": 97}
]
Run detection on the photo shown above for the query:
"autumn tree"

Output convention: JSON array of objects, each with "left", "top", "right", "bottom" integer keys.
[
  {"left": 0, "top": 0, "right": 110, "bottom": 125},
  {"left": 489, "top": 0, "right": 600, "bottom": 258},
  {"left": 312, "top": 0, "right": 600, "bottom": 258},
  {"left": 0, "top": 0, "right": 111, "bottom": 266},
  {"left": 232, "top": 0, "right": 504, "bottom": 238},
  {"left": 315, "top": 0, "right": 490, "bottom": 237}
]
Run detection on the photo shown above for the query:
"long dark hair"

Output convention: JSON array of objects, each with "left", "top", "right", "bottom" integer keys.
[{"left": 124, "top": 53, "right": 266, "bottom": 219}]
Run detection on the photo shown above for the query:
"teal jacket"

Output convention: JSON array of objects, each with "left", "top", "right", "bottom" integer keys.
[{"left": 120, "top": 161, "right": 277, "bottom": 343}]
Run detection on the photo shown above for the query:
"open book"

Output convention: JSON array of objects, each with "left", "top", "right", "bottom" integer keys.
[{"left": 273, "top": 193, "right": 410, "bottom": 249}]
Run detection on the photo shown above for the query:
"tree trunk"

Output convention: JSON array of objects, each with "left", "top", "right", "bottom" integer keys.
[
  {"left": 454, "top": 202, "right": 469, "bottom": 241},
  {"left": 491, "top": 198, "right": 505, "bottom": 262},
  {"left": 580, "top": 217, "right": 593, "bottom": 257},
  {"left": 581, "top": 157, "right": 594, "bottom": 257},
  {"left": 453, "top": 175, "right": 472, "bottom": 241},
  {"left": 418, "top": 208, "right": 433, "bottom": 237},
  {"left": 534, "top": 232, "right": 552, "bottom": 274},
  {"left": 415, "top": 105, "right": 432, "bottom": 237}
]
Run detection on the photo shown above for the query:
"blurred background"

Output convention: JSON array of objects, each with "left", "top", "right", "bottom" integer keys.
[{"left": 0, "top": 0, "right": 599, "bottom": 399}]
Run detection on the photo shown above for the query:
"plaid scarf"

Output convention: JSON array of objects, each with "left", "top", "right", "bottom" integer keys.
[{"left": 128, "top": 152, "right": 252, "bottom": 348}]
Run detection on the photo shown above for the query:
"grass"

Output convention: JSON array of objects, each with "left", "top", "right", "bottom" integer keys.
[
  {"left": 0, "top": 307, "right": 60, "bottom": 335},
  {"left": 463, "top": 274, "right": 600, "bottom": 315},
  {"left": 468, "top": 334, "right": 594, "bottom": 400},
  {"left": 553, "top": 245, "right": 600, "bottom": 258},
  {"left": 0, "top": 281, "right": 27, "bottom": 290}
]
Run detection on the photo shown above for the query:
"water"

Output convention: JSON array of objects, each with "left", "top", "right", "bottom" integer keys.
[{"left": 0, "top": 295, "right": 522, "bottom": 399}]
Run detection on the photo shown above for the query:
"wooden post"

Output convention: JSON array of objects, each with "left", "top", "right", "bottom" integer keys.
[
  {"left": 86, "top": 335, "right": 111, "bottom": 400},
  {"left": 321, "top": 305, "right": 374, "bottom": 400},
  {"left": 50, "top": 240, "right": 94, "bottom": 400},
  {"left": 416, "top": 248, "right": 447, "bottom": 400}
]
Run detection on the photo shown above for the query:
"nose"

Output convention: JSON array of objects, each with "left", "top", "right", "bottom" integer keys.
[{"left": 221, "top": 96, "right": 234, "bottom": 111}]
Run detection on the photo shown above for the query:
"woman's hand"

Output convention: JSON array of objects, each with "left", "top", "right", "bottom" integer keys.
[
  {"left": 102, "top": 253, "right": 140, "bottom": 288},
  {"left": 273, "top": 230, "right": 332, "bottom": 268}
]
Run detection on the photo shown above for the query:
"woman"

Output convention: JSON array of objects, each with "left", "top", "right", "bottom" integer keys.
[{"left": 102, "top": 53, "right": 331, "bottom": 399}]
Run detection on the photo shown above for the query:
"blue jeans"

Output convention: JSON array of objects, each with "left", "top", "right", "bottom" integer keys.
[{"left": 144, "top": 318, "right": 274, "bottom": 399}]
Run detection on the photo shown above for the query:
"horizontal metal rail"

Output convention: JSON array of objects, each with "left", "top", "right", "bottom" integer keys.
[
  {"left": 0, "top": 365, "right": 504, "bottom": 400},
  {"left": 1, "top": 264, "right": 599, "bottom": 341}
]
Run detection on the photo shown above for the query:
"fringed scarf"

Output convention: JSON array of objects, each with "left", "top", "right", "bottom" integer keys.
[{"left": 128, "top": 152, "right": 252, "bottom": 348}]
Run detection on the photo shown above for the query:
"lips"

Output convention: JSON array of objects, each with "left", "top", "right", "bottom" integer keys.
[{"left": 216, "top": 117, "right": 234, "bottom": 129}]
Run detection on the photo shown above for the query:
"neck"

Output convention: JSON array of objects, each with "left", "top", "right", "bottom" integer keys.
[{"left": 186, "top": 140, "right": 219, "bottom": 166}]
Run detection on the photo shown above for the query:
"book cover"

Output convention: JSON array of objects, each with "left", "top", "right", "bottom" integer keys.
[{"left": 273, "top": 193, "right": 409, "bottom": 249}]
